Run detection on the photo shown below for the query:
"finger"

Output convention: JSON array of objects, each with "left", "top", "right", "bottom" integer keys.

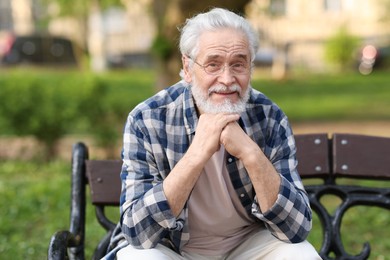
[{"left": 217, "top": 113, "right": 240, "bottom": 128}]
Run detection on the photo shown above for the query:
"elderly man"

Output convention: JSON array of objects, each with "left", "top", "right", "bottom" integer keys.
[{"left": 104, "top": 7, "right": 321, "bottom": 260}]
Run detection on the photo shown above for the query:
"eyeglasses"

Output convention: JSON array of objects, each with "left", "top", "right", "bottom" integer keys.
[{"left": 190, "top": 58, "right": 251, "bottom": 75}]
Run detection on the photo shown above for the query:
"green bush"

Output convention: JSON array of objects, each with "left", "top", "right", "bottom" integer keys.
[
  {"left": 151, "top": 34, "right": 174, "bottom": 60},
  {"left": 79, "top": 76, "right": 122, "bottom": 158},
  {"left": 324, "top": 26, "right": 360, "bottom": 71},
  {"left": 0, "top": 75, "right": 77, "bottom": 159},
  {"left": 0, "top": 72, "right": 113, "bottom": 160},
  {"left": 0, "top": 69, "right": 156, "bottom": 160}
]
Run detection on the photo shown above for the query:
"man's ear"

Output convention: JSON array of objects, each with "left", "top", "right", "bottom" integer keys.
[{"left": 182, "top": 55, "right": 192, "bottom": 83}]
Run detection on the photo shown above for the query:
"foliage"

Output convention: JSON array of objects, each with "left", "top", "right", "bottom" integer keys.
[
  {"left": 0, "top": 73, "right": 83, "bottom": 159},
  {"left": 0, "top": 69, "right": 156, "bottom": 160},
  {"left": 151, "top": 34, "right": 175, "bottom": 60},
  {"left": 42, "top": 0, "right": 123, "bottom": 17},
  {"left": 379, "top": 0, "right": 390, "bottom": 22},
  {"left": 324, "top": 26, "right": 360, "bottom": 71}
]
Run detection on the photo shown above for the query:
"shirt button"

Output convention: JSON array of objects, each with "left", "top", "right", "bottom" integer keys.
[
  {"left": 240, "top": 194, "right": 245, "bottom": 198},
  {"left": 228, "top": 158, "right": 233, "bottom": 163}
]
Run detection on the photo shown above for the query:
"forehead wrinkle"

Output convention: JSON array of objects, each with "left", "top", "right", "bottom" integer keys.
[
  {"left": 204, "top": 43, "right": 249, "bottom": 58},
  {"left": 204, "top": 40, "right": 247, "bottom": 53},
  {"left": 197, "top": 29, "right": 250, "bottom": 61},
  {"left": 203, "top": 52, "right": 249, "bottom": 62}
]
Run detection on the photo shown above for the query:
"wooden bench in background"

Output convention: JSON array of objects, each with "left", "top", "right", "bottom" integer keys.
[{"left": 48, "top": 133, "right": 390, "bottom": 260}]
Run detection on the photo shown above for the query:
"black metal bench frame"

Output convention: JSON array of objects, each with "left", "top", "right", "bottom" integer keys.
[{"left": 48, "top": 133, "right": 390, "bottom": 260}]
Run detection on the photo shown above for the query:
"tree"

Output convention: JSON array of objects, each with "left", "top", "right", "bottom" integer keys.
[
  {"left": 43, "top": 0, "right": 251, "bottom": 83},
  {"left": 148, "top": 0, "right": 252, "bottom": 89},
  {"left": 324, "top": 26, "right": 360, "bottom": 71}
]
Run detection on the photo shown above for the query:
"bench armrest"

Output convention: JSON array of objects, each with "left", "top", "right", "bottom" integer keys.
[
  {"left": 48, "top": 142, "right": 89, "bottom": 260},
  {"left": 48, "top": 230, "right": 80, "bottom": 259}
]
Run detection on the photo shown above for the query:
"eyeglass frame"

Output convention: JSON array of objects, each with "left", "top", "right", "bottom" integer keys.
[{"left": 186, "top": 55, "right": 253, "bottom": 76}]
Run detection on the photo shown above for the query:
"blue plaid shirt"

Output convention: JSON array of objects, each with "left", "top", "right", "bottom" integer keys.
[{"left": 104, "top": 81, "right": 312, "bottom": 259}]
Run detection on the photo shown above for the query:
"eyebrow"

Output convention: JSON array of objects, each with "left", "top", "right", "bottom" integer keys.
[
  {"left": 234, "top": 54, "right": 249, "bottom": 61},
  {"left": 204, "top": 53, "right": 249, "bottom": 61}
]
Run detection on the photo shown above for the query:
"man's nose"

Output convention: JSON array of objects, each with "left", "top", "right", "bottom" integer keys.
[{"left": 217, "top": 66, "right": 236, "bottom": 85}]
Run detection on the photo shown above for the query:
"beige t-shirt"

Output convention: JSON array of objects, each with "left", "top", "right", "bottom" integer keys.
[{"left": 182, "top": 146, "right": 262, "bottom": 256}]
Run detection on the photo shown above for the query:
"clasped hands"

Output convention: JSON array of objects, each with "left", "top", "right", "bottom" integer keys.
[{"left": 192, "top": 113, "right": 260, "bottom": 164}]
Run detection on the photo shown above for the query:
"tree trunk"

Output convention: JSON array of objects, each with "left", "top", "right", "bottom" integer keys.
[{"left": 88, "top": 0, "right": 107, "bottom": 72}]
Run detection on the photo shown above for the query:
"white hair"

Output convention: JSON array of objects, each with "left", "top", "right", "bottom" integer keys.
[{"left": 179, "top": 8, "right": 259, "bottom": 62}]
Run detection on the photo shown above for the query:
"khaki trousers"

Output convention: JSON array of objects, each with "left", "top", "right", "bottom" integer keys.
[{"left": 116, "top": 229, "right": 322, "bottom": 260}]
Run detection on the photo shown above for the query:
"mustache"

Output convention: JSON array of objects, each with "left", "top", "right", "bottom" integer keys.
[{"left": 208, "top": 84, "right": 242, "bottom": 95}]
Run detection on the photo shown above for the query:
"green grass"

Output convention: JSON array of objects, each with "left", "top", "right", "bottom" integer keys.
[
  {"left": 253, "top": 71, "right": 390, "bottom": 122},
  {"left": 0, "top": 160, "right": 119, "bottom": 259}
]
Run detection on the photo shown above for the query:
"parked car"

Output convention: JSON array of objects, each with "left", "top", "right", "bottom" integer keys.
[
  {"left": 0, "top": 33, "right": 79, "bottom": 67},
  {"left": 107, "top": 52, "right": 154, "bottom": 69}
]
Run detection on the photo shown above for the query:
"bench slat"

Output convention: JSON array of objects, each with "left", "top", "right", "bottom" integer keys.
[
  {"left": 86, "top": 160, "right": 122, "bottom": 205},
  {"left": 295, "top": 133, "right": 330, "bottom": 178},
  {"left": 333, "top": 133, "right": 390, "bottom": 179}
]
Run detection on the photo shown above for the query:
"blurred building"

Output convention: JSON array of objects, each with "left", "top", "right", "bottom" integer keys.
[
  {"left": 47, "top": 0, "right": 155, "bottom": 68},
  {"left": 1, "top": 0, "right": 389, "bottom": 71},
  {"left": 0, "top": 0, "right": 35, "bottom": 34},
  {"left": 247, "top": 0, "right": 390, "bottom": 74},
  {"left": 0, "top": 0, "right": 39, "bottom": 61},
  {"left": 0, "top": 0, "right": 13, "bottom": 32},
  {"left": 0, "top": 0, "right": 156, "bottom": 69}
]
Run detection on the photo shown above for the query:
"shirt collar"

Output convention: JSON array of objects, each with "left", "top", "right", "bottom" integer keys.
[{"left": 182, "top": 83, "right": 198, "bottom": 136}]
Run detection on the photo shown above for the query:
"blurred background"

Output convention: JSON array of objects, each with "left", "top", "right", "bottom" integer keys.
[{"left": 0, "top": 0, "right": 389, "bottom": 259}]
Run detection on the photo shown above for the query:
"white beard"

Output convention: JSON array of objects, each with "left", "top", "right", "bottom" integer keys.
[{"left": 190, "top": 80, "right": 251, "bottom": 114}]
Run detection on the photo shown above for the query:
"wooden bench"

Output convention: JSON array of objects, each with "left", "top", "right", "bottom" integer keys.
[{"left": 48, "top": 133, "right": 390, "bottom": 260}]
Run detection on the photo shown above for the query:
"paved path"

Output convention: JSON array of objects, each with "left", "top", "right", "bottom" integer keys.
[{"left": 291, "top": 121, "right": 390, "bottom": 137}]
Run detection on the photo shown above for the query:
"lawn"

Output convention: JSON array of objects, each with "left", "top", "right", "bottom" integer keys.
[
  {"left": 0, "top": 69, "right": 389, "bottom": 259},
  {"left": 0, "top": 160, "right": 111, "bottom": 259},
  {"left": 254, "top": 71, "right": 390, "bottom": 122}
]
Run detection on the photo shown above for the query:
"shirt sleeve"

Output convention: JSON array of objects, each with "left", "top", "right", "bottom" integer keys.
[
  {"left": 119, "top": 113, "right": 184, "bottom": 249},
  {"left": 251, "top": 116, "right": 313, "bottom": 243}
]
